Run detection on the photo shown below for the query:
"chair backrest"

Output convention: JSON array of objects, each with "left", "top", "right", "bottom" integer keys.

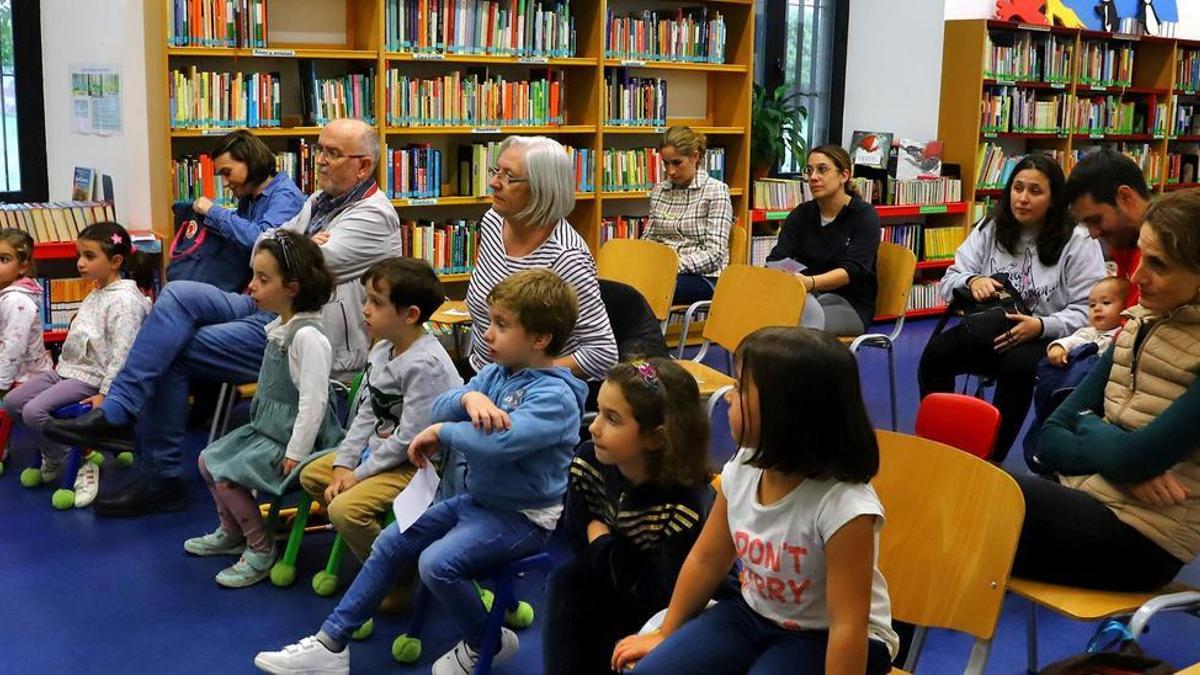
[
  {"left": 596, "top": 238, "right": 680, "bottom": 322},
  {"left": 914, "top": 393, "right": 1001, "bottom": 460},
  {"left": 873, "top": 430, "right": 1024, "bottom": 641},
  {"left": 728, "top": 219, "right": 748, "bottom": 266},
  {"left": 873, "top": 241, "right": 918, "bottom": 320},
  {"left": 703, "top": 264, "right": 806, "bottom": 353}
]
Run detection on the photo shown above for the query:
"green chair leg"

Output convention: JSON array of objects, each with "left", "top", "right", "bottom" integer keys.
[
  {"left": 270, "top": 493, "right": 312, "bottom": 587},
  {"left": 313, "top": 532, "right": 347, "bottom": 596}
]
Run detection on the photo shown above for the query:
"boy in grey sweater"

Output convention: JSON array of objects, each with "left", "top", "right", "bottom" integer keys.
[{"left": 300, "top": 259, "right": 461, "bottom": 596}]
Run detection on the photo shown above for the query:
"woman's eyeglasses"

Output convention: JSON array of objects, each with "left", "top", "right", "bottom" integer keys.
[
  {"left": 487, "top": 166, "right": 528, "bottom": 185},
  {"left": 801, "top": 164, "right": 837, "bottom": 177}
]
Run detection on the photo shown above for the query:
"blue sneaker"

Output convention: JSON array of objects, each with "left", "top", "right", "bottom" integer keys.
[
  {"left": 215, "top": 547, "right": 276, "bottom": 588},
  {"left": 184, "top": 527, "right": 245, "bottom": 556}
]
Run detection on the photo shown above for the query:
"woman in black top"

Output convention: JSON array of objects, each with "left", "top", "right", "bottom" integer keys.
[{"left": 766, "top": 144, "right": 881, "bottom": 336}]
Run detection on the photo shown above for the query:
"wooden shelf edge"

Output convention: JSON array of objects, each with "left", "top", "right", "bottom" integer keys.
[
  {"left": 384, "top": 125, "right": 596, "bottom": 135},
  {"left": 167, "top": 46, "right": 378, "bottom": 60},
  {"left": 390, "top": 193, "right": 595, "bottom": 206},
  {"left": 171, "top": 126, "right": 325, "bottom": 137},
  {"left": 385, "top": 52, "right": 596, "bottom": 66},
  {"left": 602, "top": 125, "right": 744, "bottom": 135},
  {"left": 601, "top": 58, "right": 745, "bottom": 72}
]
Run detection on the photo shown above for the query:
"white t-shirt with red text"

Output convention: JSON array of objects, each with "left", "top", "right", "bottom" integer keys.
[{"left": 721, "top": 449, "right": 900, "bottom": 657}]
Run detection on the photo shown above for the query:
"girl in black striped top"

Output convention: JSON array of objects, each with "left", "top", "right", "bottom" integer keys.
[
  {"left": 544, "top": 358, "right": 718, "bottom": 675},
  {"left": 464, "top": 136, "right": 617, "bottom": 381}
]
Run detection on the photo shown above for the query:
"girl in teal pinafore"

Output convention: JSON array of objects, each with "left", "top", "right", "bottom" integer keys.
[{"left": 185, "top": 231, "right": 344, "bottom": 588}]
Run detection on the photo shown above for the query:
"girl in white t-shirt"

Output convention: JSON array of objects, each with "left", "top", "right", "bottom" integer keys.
[{"left": 612, "top": 326, "right": 899, "bottom": 675}]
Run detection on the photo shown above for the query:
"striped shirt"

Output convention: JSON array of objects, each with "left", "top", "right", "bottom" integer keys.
[
  {"left": 644, "top": 169, "right": 734, "bottom": 276},
  {"left": 466, "top": 209, "right": 618, "bottom": 380}
]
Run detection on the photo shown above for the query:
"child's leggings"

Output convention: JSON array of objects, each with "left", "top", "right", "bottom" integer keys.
[
  {"left": 3, "top": 371, "right": 98, "bottom": 463},
  {"left": 197, "top": 454, "right": 271, "bottom": 552}
]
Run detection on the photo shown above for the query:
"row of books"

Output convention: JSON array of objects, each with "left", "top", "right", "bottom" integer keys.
[
  {"left": 983, "top": 31, "right": 1073, "bottom": 83},
  {"left": 307, "top": 72, "right": 376, "bottom": 125},
  {"left": 878, "top": 223, "right": 964, "bottom": 262},
  {"left": 975, "top": 144, "right": 1066, "bottom": 189},
  {"left": 385, "top": 70, "right": 566, "bottom": 127},
  {"left": 169, "top": 68, "right": 280, "bottom": 128},
  {"left": 387, "top": 146, "right": 443, "bottom": 199},
  {"left": 385, "top": 0, "right": 575, "bottom": 56},
  {"left": 753, "top": 178, "right": 806, "bottom": 211},
  {"left": 980, "top": 88, "right": 1069, "bottom": 133},
  {"left": 604, "top": 71, "right": 666, "bottom": 126},
  {"left": 750, "top": 235, "right": 777, "bottom": 267},
  {"left": 603, "top": 147, "right": 663, "bottom": 191},
  {"left": 1072, "top": 96, "right": 1165, "bottom": 136},
  {"left": 1166, "top": 151, "right": 1199, "bottom": 184},
  {"left": 276, "top": 142, "right": 319, "bottom": 196},
  {"left": 599, "top": 215, "right": 650, "bottom": 245},
  {"left": 908, "top": 280, "right": 946, "bottom": 313},
  {"left": 167, "top": 0, "right": 266, "bottom": 48},
  {"left": 455, "top": 143, "right": 592, "bottom": 196},
  {"left": 850, "top": 177, "right": 875, "bottom": 204},
  {"left": 1071, "top": 143, "right": 1160, "bottom": 180},
  {"left": 1077, "top": 40, "right": 1135, "bottom": 88},
  {"left": 398, "top": 219, "right": 480, "bottom": 274},
  {"left": 0, "top": 202, "right": 118, "bottom": 244},
  {"left": 880, "top": 224, "right": 922, "bottom": 259},
  {"left": 890, "top": 178, "right": 962, "bottom": 206},
  {"left": 1174, "top": 103, "right": 1200, "bottom": 136},
  {"left": 1177, "top": 49, "right": 1200, "bottom": 92},
  {"left": 40, "top": 278, "right": 94, "bottom": 331},
  {"left": 604, "top": 9, "right": 726, "bottom": 64},
  {"left": 173, "top": 146, "right": 319, "bottom": 205}
]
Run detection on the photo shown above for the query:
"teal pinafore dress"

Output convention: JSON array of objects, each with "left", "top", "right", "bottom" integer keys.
[{"left": 200, "top": 317, "right": 345, "bottom": 497}]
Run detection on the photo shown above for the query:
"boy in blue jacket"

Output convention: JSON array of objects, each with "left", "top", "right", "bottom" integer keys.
[{"left": 255, "top": 268, "right": 588, "bottom": 675}]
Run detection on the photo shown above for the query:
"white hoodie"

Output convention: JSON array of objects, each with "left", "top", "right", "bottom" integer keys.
[{"left": 0, "top": 277, "right": 52, "bottom": 390}]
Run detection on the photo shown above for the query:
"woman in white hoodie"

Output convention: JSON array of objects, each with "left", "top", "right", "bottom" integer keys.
[
  {"left": 918, "top": 154, "right": 1106, "bottom": 462},
  {"left": 0, "top": 229, "right": 52, "bottom": 399}
]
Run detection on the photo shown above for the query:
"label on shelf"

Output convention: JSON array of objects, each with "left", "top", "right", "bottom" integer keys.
[
  {"left": 620, "top": 59, "right": 646, "bottom": 67},
  {"left": 653, "top": 127, "right": 668, "bottom": 133},
  {"left": 982, "top": 132, "right": 998, "bottom": 138},
  {"left": 407, "top": 198, "right": 439, "bottom": 206},
  {"left": 201, "top": 129, "right": 227, "bottom": 136},
  {"left": 471, "top": 127, "right": 502, "bottom": 134},
  {"left": 412, "top": 52, "right": 445, "bottom": 60},
  {"left": 1050, "top": 83, "right": 1066, "bottom": 89},
  {"left": 517, "top": 56, "right": 549, "bottom": 64},
  {"left": 918, "top": 204, "right": 949, "bottom": 214},
  {"left": 251, "top": 48, "right": 296, "bottom": 57},
  {"left": 1089, "top": 132, "right": 1105, "bottom": 139},
  {"left": 994, "top": 80, "right": 1016, "bottom": 86}
]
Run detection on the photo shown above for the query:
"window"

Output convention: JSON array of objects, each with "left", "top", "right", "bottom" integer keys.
[
  {"left": 0, "top": 0, "right": 47, "bottom": 201},
  {"left": 757, "top": 0, "right": 848, "bottom": 173}
]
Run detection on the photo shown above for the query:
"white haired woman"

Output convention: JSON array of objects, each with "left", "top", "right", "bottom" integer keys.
[{"left": 465, "top": 135, "right": 618, "bottom": 380}]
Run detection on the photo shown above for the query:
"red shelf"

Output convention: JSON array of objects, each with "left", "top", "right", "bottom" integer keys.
[
  {"left": 877, "top": 306, "right": 947, "bottom": 322},
  {"left": 1075, "top": 85, "right": 1167, "bottom": 96},
  {"left": 1171, "top": 135, "right": 1200, "bottom": 142},
  {"left": 975, "top": 188, "right": 1004, "bottom": 198},
  {"left": 1164, "top": 182, "right": 1200, "bottom": 192},
  {"left": 1072, "top": 133, "right": 1159, "bottom": 142},
  {"left": 982, "top": 79, "right": 1069, "bottom": 90},
  {"left": 32, "top": 241, "right": 80, "bottom": 261},
  {"left": 749, "top": 208, "right": 792, "bottom": 222},
  {"left": 980, "top": 131, "right": 1065, "bottom": 140},
  {"left": 915, "top": 259, "right": 954, "bottom": 270},
  {"left": 43, "top": 330, "right": 67, "bottom": 343},
  {"left": 875, "top": 202, "right": 968, "bottom": 218}
]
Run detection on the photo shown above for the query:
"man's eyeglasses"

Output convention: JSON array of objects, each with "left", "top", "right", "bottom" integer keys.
[
  {"left": 315, "top": 144, "right": 369, "bottom": 161},
  {"left": 487, "top": 166, "right": 528, "bottom": 185}
]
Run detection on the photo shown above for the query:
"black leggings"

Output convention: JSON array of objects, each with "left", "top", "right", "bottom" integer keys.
[
  {"left": 1012, "top": 474, "right": 1183, "bottom": 592},
  {"left": 918, "top": 325, "right": 1049, "bottom": 462}
]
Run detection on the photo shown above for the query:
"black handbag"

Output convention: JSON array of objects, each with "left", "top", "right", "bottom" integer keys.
[{"left": 933, "top": 274, "right": 1031, "bottom": 352}]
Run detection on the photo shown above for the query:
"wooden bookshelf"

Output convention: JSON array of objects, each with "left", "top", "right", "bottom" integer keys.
[
  {"left": 144, "top": 0, "right": 755, "bottom": 279},
  {"left": 941, "top": 19, "right": 1200, "bottom": 210}
]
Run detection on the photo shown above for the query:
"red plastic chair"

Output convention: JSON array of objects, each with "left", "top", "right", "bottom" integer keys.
[{"left": 914, "top": 393, "right": 1001, "bottom": 460}]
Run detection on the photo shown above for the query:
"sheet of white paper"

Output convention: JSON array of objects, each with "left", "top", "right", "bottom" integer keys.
[
  {"left": 444, "top": 308, "right": 470, "bottom": 317},
  {"left": 392, "top": 464, "right": 440, "bottom": 532}
]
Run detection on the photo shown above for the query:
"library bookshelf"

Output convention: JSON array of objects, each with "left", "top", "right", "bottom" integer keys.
[
  {"left": 940, "top": 19, "right": 1200, "bottom": 213},
  {"left": 143, "top": 0, "right": 755, "bottom": 286}
]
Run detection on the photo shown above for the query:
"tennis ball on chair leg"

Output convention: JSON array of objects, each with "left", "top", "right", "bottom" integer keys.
[
  {"left": 52, "top": 489, "right": 75, "bottom": 510},
  {"left": 351, "top": 618, "right": 373, "bottom": 640},
  {"left": 87, "top": 452, "right": 105, "bottom": 466},
  {"left": 116, "top": 452, "right": 134, "bottom": 467},
  {"left": 392, "top": 635, "right": 421, "bottom": 664},
  {"left": 505, "top": 601, "right": 535, "bottom": 628},
  {"left": 20, "top": 468, "right": 41, "bottom": 487},
  {"left": 312, "top": 571, "right": 339, "bottom": 596},
  {"left": 270, "top": 562, "right": 296, "bottom": 587}
]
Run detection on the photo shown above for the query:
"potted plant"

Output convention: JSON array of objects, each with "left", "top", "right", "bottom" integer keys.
[{"left": 751, "top": 83, "right": 808, "bottom": 179}]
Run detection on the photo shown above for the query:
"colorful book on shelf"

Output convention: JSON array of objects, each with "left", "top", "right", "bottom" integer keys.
[
  {"left": 604, "top": 69, "right": 666, "bottom": 126},
  {"left": 604, "top": 7, "right": 726, "bottom": 63},
  {"left": 602, "top": 147, "right": 662, "bottom": 192},
  {"left": 0, "top": 202, "right": 116, "bottom": 244},
  {"left": 385, "top": 0, "right": 576, "bottom": 57},
  {"left": 399, "top": 219, "right": 480, "bottom": 274},
  {"left": 888, "top": 178, "right": 961, "bottom": 206},
  {"left": 880, "top": 223, "right": 922, "bottom": 258},
  {"left": 922, "top": 226, "right": 965, "bottom": 262},
  {"left": 753, "top": 178, "right": 806, "bottom": 211},
  {"left": 169, "top": 0, "right": 267, "bottom": 48},
  {"left": 850, "top": 131, "right": 892, "bottom": 170},
  {"left": 1078, "top": 39, "right": 1135, "bottom": 87},
  {"left": 169, "top": 67, "right": 280, "bottom": 128},
  {"left": 908, "top": 280, "right": 945, "bottom": 313},
  {"left": 894, "top": 139, "right": 943, "bottom": 181},
  {"left": 40, "top": 277, "right": 93, "bottom": 330},
  {"left": 386, "top": 68, "right": 565, "bottom": 127},
  {"left": 600, "top": 215, "right": 650, "bottom": 245}
]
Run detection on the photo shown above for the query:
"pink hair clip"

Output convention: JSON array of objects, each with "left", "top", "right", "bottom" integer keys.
[
  {"left": 110, "top": 233, "right": 124, "bottom": 245},
  {"left": 630, "top": 359, "right": 661, "bottom": 391}
]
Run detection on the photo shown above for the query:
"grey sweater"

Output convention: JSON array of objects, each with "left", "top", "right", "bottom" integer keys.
[
  {"left": 332, "top": 334, "right": 463, "bottom": 481},
  {"left": 941, "top": 221, "right": 1106, "bottom": 339}
]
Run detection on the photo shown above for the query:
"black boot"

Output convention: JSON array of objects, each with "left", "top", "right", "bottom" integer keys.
[
  {"left": 43, "top": 409, "right": 135, "bottom": 452},
  {"left": 94, "top": 475, "right": 188, "bottom": 517}
]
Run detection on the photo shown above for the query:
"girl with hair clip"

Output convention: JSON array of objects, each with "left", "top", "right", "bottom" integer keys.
[
  {"left": 613, "top": 327, "right": 899, "bottom": 675},
  {"left": 186, "top": 230, "right": 346, "bottom": 588},
  {"left": 5, "top": 222, "right": 152, "bottom": 507},
  {"left": 544, "top": 357, "right": 723, "bottom": 675}
]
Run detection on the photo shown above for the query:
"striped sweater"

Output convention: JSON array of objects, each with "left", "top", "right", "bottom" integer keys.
[{"left": 465, "top": 209, "right": 618, "bottom": 380}]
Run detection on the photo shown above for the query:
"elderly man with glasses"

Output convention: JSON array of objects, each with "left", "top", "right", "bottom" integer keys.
[{"left": 46, "top": 118, "right": 401, "bottom": 517}]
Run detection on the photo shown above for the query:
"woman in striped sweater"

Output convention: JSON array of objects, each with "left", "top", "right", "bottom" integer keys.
[{"left": 465, "top": 136, "right": 618, "bottom": 381}]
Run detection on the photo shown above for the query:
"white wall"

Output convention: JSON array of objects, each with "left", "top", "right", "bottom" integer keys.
[
  {"left": 41, "top": 0, "right": 153, "bottom": 228},
  {"left": 841, "top": 0, "right": 946, "bottom": 147}
]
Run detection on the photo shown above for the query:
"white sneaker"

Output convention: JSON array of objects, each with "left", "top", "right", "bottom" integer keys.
[
  {"left": 432, "top": 629, "right": 519, "bottom": 675},
  {"left": 73, "top": 460, "right": 100, "bottom": 508},
  {"left": 253, "top": 636, "right": 349, "bottom": 674}
]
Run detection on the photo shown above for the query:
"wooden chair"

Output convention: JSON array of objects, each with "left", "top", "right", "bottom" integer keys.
[
  {"left": 675, "top": 264, "right": 806, "bottom": 417},
  {"left": 843, "top": 241, "right": 917, "bottom": 431},
  {"left": 596, "top": 238, "right": 680, "bottom": 326},
  {"left": 873, "top": 430, "right": 1025, "bottom": 674},
  {"left": 666, "top": 220, "right": 748, "bottom": 349},
  {"left": 1178, "top": 662, "right": 1200, "bottom": 674},
  {"left": 914, "top": 393, "right": 1001, "bottom": 460},
  {"left": 1008, "top": 577, "right": 1200, "bottom": 672}
]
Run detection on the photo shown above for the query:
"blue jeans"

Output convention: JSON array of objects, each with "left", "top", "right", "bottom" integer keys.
[
  {"left": 102, "top": 280, "right": 273, "bottom": 478},
  {"left": 633, "top": 596, "right": 893, "bottom": 675},
  {"left": 320, "top": 494, "right": 551, "bottom": 648}
]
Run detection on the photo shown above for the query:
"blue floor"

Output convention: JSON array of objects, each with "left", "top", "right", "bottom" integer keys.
[{"left": 3, "top": 318, "right": 1198, "bottom": 674}]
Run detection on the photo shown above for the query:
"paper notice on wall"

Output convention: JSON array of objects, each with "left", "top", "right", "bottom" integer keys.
[{"left": 70, "top": 64, "right": 122, "bottom": 136}]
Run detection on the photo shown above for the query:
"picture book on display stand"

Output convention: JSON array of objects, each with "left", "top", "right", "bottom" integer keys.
[{"left": 850, "top": 130, "right": 893, "bottom": 170}]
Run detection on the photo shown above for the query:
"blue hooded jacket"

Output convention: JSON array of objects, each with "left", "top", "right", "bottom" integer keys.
[{"left": 430, "top": 363, "right": 587, "bottom": 511}]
